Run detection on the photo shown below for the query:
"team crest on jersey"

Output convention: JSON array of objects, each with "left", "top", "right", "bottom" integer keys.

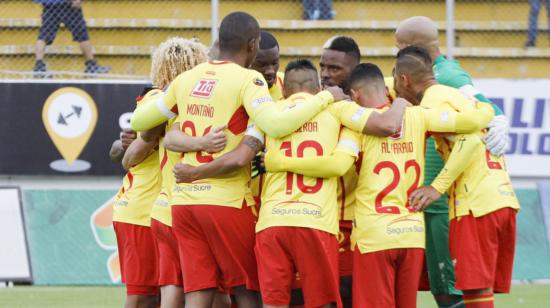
[
  {"left": 253, "top": 78, "right": 264, "bottom": 86},
  {"left": 191, "top": 79, "right": 217, "bottom": 98},
  {"left": 389, "top": 119, "right": 404, "bottom": 140}
]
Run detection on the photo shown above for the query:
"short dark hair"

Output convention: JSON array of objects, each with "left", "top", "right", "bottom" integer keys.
[
  {"left": 326, "top": 36, "right": 361, "bottom": 63},
  {"left": 284, "top": 59, "right": 318, "bottom": 75},
  {"left": 396, "top": 45, "right": 432, "bottom": 66},
  {"left": 260, "top": 31, "right": 279, "bottom": 50},
  {"left": 395, "top": 46, "right": 433, "bottom": 80},
  {"left": 349, "top": 63, "right": 385, "bottom": 89},
  {"left": 219, "top": 12, "right": 260, "bottom": 53}
]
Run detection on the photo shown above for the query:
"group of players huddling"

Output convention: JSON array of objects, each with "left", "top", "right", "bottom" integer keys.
[{"left": 109, "top": 11, "right": 520, "bottom": 308}]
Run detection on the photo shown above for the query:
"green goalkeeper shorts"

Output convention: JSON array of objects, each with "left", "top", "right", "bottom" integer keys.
[{"left": 425, "top": 212, "right": 462, "bottom": 296}]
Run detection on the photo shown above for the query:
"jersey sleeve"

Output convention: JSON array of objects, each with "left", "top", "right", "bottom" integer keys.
[
  {"left": 423, "top": 102, "right": 494, "bottom": 134},
  {"left": 333, "top": 101, "right": 374, "bottom": 134},
  {"left": 242, "top": 71, "right": 334, "bottom": 139},
  {"left": 430, "top": 133, "right": 484, "bottom": 194},
  {"left": 130, "top": 81, "right": 178, "bottom": 131},
  {"left": 439, "top": 64, "right": 504, "bottom": 116},
  {"left": 264, "top": 128, "right": 359, "bottom": 178},
  {"left": 334, "top": 127, "right": 362, "bottom": 158}
]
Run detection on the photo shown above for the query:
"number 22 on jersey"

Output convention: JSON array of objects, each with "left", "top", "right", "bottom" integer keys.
[{"left": 373, "top": 160, "right": 421, "bottom": 214}]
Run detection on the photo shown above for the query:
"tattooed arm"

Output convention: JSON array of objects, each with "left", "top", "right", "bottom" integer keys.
[{"left": 173, "top": 136, "right": 263, "bottom": 183}]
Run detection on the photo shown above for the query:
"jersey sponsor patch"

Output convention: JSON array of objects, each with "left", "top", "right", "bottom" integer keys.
[
  {"left": 253, "top": 78, "right": 265, "bottom": 86},
  {"left": 251, "top": 96, "right": 273, "bottom": 108},
  {"left": 191, "top": 79, "right": 217, "bottom": 98}
]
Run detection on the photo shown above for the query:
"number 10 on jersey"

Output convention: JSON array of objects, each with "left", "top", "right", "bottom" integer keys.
[{"left": 280, "top": 140, "right": 324, "bottom": 195}]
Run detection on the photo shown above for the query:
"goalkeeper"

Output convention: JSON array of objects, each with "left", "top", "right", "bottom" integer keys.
[{"left": 394, "top": 16, "right": 509, "bottom": 308}]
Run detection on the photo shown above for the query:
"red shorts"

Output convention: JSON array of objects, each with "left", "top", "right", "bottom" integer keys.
[
  {"left": 171, "top": 203, "right": 259, "bottom": 293},
  {"left": 353, "top": 247, "right": 424, "bottom": 308},
  {"left": 113, "top": 221, "right": 159, "bottom": 296},
  {"left": 338, "top": 220, "right": 353, "bottom": 277},
  {"left": 255, "top": 227, "right": 341, "bottom": 308},
  {"left": 450, "top": 207, "right": 517, "bottom": 293},
  {"left": 151, "top": 218, "right": 183, "bottom": 287}
]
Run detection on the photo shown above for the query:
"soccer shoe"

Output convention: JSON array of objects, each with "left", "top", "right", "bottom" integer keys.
[
  {"left": 33, "top": 60, "right": 52, "bottom": 78},
  {"left": 524, "top": 40, "right": 535, "bottom": 48},
  {"left": 84, "top": 60, "right": 111, "bottom": 74}
]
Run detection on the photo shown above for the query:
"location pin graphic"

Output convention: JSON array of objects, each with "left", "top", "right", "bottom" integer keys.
[{"left": 42, "top": 87, "right": 97, "bottom": 171}]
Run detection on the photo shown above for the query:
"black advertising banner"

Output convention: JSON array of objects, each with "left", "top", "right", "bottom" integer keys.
[{"left": 0, "top": 81, "right": 149, "bottom": 175}]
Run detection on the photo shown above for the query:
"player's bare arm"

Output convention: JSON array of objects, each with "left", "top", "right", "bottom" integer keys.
[
  {"left": 362, "top": 97, "right": 408, "bottom": 136},
  {"left": 164, "top": 122, "right": 227, "bottom": 154},
  {"left": 109, "top": 129, "right": 137, "bottom": 163},
  {"left": 121, "top": 127, "right": 163, "bottom": 170},
  {"left": 173, "top": 135, "right": 262, "bottom": 183},
  {"left": 109, "top": 140, "right": 125, "bottom": 163}
]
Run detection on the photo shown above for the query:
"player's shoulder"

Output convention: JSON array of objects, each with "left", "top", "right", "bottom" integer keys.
[
  {"left": 434, "top": 56, "right": 472, "bottom": 87},
  {"left": 286, "top": 92, "right": 313, "bottom": 105},
  {"left": 329, "top": 99, "right": 361, "bottom": 115},
  {"left": 134, "top": 87, "right": 163, "bottom": 108},
  {"left": 242, "top": 67, "right": 268, "bottom": 87},
  {"left": 424, "top": 84, "right": 472, "bottom": 111},
  {"left": 425, "top": 84, "right": 463, "bottom": 101}
]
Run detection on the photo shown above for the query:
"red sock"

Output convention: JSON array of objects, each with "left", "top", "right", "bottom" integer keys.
[{"left": 463, "top": 291, "right": 494, "bottom": 308}]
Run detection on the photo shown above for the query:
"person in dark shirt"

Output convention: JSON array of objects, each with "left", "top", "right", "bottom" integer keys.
[{"left": 33, "top": 0, "right": 110, "bottom": 77}]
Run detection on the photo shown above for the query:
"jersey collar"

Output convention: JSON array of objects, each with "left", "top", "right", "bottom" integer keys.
[{"left": 433, "top": 55, "right": 446, "bottom": 66}]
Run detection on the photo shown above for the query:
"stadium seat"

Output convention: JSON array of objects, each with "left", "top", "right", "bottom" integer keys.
[{"left": 1, "top": 0, "right": 549, "bottom": 78}]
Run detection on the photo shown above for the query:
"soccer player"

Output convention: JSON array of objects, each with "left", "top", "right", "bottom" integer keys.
[
  {"left": 398, "top": 48, "right": 521, "bottom": 308},
  {"left": 263, "top": 62, "right": 495, "bottom": 308},
  {"left": 130, "top": 12, "right": 348, "bottom": 307},
  {"left": 111, "top": 87, "right": 164, "bottom": 308},
  {"left": 249, "top": 31, "right": 284, "bottom": 210},
  {"left": 251, "top": 31, "right": 284, "bottom": 101},
  {"left": 319, "top": 35, "right": 361, "bottom": 307},
  {"left": 145, "top": 37, "right": 214, "bottom": 308},
  {"left": 394, "top": 16, "right": 510, "bottom": 308},
  {"left": 173, "top": 58, "right": 409, "bottom": 308},
  {"left": 256, "top": 59, "right": 406, "bottom": 308}
]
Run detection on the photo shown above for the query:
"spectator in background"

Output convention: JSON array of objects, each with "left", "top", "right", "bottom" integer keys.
[
  {"left": 302, "top": 0, "right": 334, "bottom": 20},
  {"left": 33, "top": 0, "right": 110, "bottom": 77},
  {"left": 525, "top": 0, "right": 550, "bottom": 47}
]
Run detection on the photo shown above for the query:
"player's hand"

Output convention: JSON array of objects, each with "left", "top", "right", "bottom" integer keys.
[
  {"left": 173, "top": 163, "right": 198, "bottom": 183},
  {"left": 409, "top": 186, "right": 442, "bottom": 212},
  {"left": 71, "top": 0, "right": 82, "bottom": 8},
  {"left": 484, "top": 115, "right": 509, "bottom": 156},
  {"left": 120, "top": 128, "right": 137, "bottom": 150},
  {"left": 200, "top": 125, "right": 226, "bottom": 153},
  {"left": 263, "top": 150, "right": 283, "bottom": 173},
  {"left": 325, "top": 86, "right": 349, "bottom": 102},
  {"left": 251, "top": 152, "right": 265, "bottom": 178}
]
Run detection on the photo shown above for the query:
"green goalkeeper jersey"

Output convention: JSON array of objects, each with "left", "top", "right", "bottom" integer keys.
[{"left": 425, "top": 55, "right": 504, "bottom": 213}]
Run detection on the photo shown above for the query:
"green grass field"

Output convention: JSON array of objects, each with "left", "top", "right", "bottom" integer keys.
[{"left": 0, "top": 285, "right": 549, "bottom": 307}]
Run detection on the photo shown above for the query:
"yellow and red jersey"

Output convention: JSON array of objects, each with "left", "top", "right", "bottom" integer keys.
[
  {"left": 149, "top": 117, "right": 179, "bottom": 226},
  {"left": 269, "top": 71, "right": 285, "bottom": 101},
  {"left": 352, "top": 105, "right": 466, "bottom": 253},
  {"left": 251, "top": 71, "right": 285, "bottom": 204},
  {"left": 163, "top": 61, "right": 277, "bottom": 208},
  {"left": 422, "top": 85, "right": 520, "bottom": 219},
  {"left": 257, "top": 93, "right": 369, "bottom": 235},
  {"left": 113, "top": 90, "right": 163, "bottom": 227}
]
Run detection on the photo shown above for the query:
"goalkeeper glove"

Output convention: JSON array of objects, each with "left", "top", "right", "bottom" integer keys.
[
  {"left": 484, "top": 115, "right": 509, "bottom": 156},
  {"left": 251, "top": 152, "right": 265, "bottom": 179}
]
